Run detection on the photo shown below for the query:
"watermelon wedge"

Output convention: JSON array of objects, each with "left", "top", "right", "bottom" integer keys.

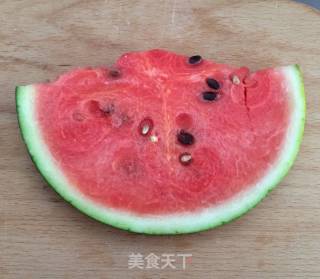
[{"left": 16, "top": 49, "right": 305, "bottom": 234}]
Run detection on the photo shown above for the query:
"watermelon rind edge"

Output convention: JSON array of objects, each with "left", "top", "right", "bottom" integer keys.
[{"left": 15, "top": 64, "right": 305, "bottom": 234}]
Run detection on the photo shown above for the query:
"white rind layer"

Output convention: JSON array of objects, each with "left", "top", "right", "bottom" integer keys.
[{"left": 16, "top": 65, "right": 305, "bottom": 234}]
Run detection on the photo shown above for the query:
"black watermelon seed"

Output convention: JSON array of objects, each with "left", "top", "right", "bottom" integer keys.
[
  {"left": 177, "top": 130, "right": 195, "bottom": 145},
  {"left": 109, "top": 69, "right": 120, "bottom": 77},
  {"left": 188, "top": 55, "right": 202, "bottom": 65},
  {"left": 72, "top": 112, "right": 85, "bottom": 121},
  {"left": 206, "top": 78, "right": 220, "bottom": 90},
  {"left": 100, "top": 103, "right": 115, "bottom": 115},
  {"left": 179, "top": 152, "right": 193, "bottom": 166},
  {"left": 202, "top": 91, "right": 218, "bottom": 101}
]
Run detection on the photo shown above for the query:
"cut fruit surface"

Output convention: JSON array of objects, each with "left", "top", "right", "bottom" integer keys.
[{"left": 16, "top": 49, "right": 305, "bottom": 234}]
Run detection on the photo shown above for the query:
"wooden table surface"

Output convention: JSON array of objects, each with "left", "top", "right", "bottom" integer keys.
[{"left": 1, "top": 1, "right": 320, "bottom": 278}]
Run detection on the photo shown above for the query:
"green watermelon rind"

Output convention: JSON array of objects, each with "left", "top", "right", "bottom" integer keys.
[{"left": 16, "top": 65, "right": 305, "bottom": 234}]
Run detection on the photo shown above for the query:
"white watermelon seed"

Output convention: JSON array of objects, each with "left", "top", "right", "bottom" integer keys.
[
  {"left": 141, "top": 124, "right": 150, "bottom": 135},
  {"left": 139, "top": 118, "right": 153, "bottom": 136},
  {"left": 232, "top": 75, "right": 241, "bottom": 85},
  {"left": 150, "top": 135, "right": 158, "bottom": 142},
  {"left": 179, "top": 153, "right": 192, "bottom": 165}
]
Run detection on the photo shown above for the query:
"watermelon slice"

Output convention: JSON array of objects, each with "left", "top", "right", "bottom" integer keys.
[{"left": 16, "top": 49, "right": 305, "bottom": 234}]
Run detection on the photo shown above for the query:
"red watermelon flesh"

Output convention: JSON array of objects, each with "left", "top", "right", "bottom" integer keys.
[
  {"left": 37, "top": 49, "right": 289, "bottom": 213},
  {"left": 16, "top": 49, "right": 305, "bottom": 233}
]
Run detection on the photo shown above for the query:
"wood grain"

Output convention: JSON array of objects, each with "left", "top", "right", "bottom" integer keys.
[{"left": 1, "top": 0, "right": 319, "bottom": 278}]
